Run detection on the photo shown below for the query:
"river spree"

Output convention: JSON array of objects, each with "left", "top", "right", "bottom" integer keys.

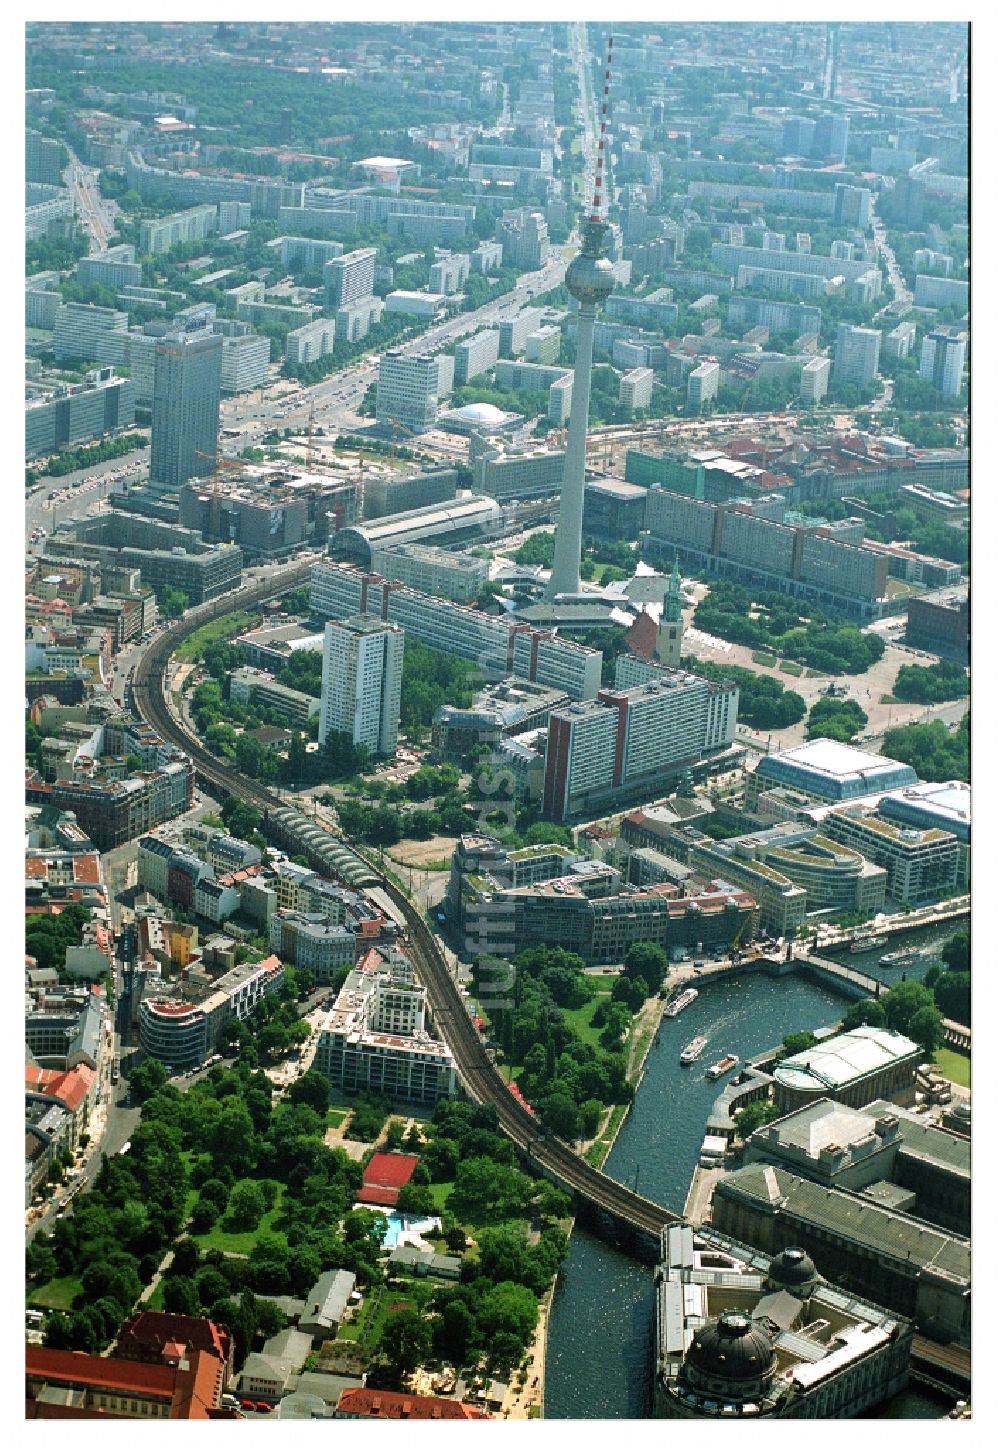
[{"left": 544, "top": 963, "right": 955, "bottom": 1419}]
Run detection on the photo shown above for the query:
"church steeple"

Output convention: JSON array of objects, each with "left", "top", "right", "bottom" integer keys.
[{"left": 656, "top": 560, "right": 685, "bottom": 668}]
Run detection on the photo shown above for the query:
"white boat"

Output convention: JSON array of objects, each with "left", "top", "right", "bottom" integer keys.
[
  {"left": 665, "top": 987, "right": 699, "bottom": 1018},
  {"left": 706, "top": 1054, "right": 740, "bottom": 1081},
  {"left": 680, "top": 1035, "right": 709, "bottom": 1065}
]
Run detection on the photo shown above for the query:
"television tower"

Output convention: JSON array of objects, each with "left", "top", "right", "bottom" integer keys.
[{"left": 546, "top": 35, "right": 617, "bottom": 600}]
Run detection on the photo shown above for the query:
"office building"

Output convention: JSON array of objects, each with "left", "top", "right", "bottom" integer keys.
[
  {"left": 149, "top": 328, "right": 223, "bottom": 492},
  {"left": 542, "top": 670, "right": 738, "bottom": 821},
  {"left": 653, "top": 1223, "right": 912, "bottom": 1419},
  {"left": 904, "top": 590, "right": 969, "bottom": 662},
  {"left": 919, "top": 326, "right": 968, "bottom": 397},
  {"left": 139, "top": 956, "right": 285, "bottom": 1073},
  {"left": 25, "top": 372, "right": 135, "bottom": 461},
  {"left": 463, "top": 872, "right": 756, "bottom": 965},
  {"left": 686, "top": 360, "right": 720, "bottom": 413},
  {"left": 684, "top": 821, "right": 886, "bottom": 932},
  {"left": 324, "top": 247, "right": 377, "bottom": 309},
  {"left": 268, "top": 911, "right": 355, "bottom": 979},
  {"left": 877, "top": 779, "right": 970, "bottom": 887},
  {"left": 799, "top": 355, "right": 831, "bottom": 404},
  {"left": 314, "top": 950, "right": 455, "bottom": 1105},
  {"left": 833, "top": 325, "right": 880, "bottom": 387},
  {"left": 52, "top": 303, "right": 129, "bottom": 364},
  {"left": 384, "top": 290, "right": 446, "bottom": 319},
  {"left": 138, "top": 204, "right": 218, "bottom": 255},
  {"left": 375, "top": 350, "right": 450, "bottom": 431},
  {"left": 454, "top": 329, "right": 501, "bottom": 384},
  {"left": 319, "top": 615, "right": 403, "bottom": 756},
  {"left": 469, "top": 436, "right": 566, "bottom": 500},
  {"left": 55, "top": 511, "right": 242, "bottom": 603},
  {"left": 712, "top": 1163, "right": 968, "bottom": 1343},
  {"left": 310, "top": 560, "right": 602, "bottom": 700},
  {"left": 229, "top": 667, "right": 320, "bottom": 728},
  {"left": 219, "top": 332, "right": 270, "bottom": 394},
  {"left": 433, "top": 680, "right": 569, "bottom": 762},
  {"left": 748, "top": 739, "right": 918, "bottom": 809},
  {"left": 823, "top": 806, "right": 960, "bottom": 904}
]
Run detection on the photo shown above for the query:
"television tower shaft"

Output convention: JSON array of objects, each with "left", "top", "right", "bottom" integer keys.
[{"left": 546, "top": 36, "right": 616, "bottom": 600}]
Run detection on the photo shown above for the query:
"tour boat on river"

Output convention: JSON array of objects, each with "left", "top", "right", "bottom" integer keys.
[
  {"left": 664, "top": 987, "right": 699, "bottom": 1017},
  {"left": 680, "top": 1035, "right": 709, "bottom": 1065}
]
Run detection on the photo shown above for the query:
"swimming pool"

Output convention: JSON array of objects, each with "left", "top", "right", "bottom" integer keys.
[{"left": 354, "top": 1205, "right": 441, "bottom": 1248}]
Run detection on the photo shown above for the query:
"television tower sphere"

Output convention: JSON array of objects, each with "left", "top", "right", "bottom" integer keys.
[{"left": 566, "top": 218, "right": 616, "bottom": 306}]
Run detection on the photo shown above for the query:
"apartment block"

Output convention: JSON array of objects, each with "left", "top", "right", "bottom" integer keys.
[
  {"left": 375, "top": 350, "right": 448, "bottom": 431},
  {"left": 687, "top": 360, "right": 720, "bottom": 412},
  {"left": 26, "top": 373, "right": 135, "bottom": 461},
  {"left": 454, "top": 328, "right": 500, "bottom": 384},
  {"left": 77, "top": 244, "right": 142, "bottom": 290},
  {"left": 429, "top": 252, "right": 471, "bottom": 295},
  {"left": 219, "top": 333, "right": 270, "bottom": 394},
  {"left": 498, "top": 308, "right": 546, "bottom": 358},
  {"left": 368, "top": 542, "right": 488, "bottom": 602},
  {"left": 919, "top": 326, "right": 968, "bottom": 398},
  {"left": 229, "top": 666, "right": 320, "bottom": 727},
  {"left": 52, "top": 303, "right": 129, "bottom": 364},
  {"left": 139, "top": 204, "right": 218, "bottom": 255},
  {"left": 542, "top": 670, "right": 739, "bottom": 821},
  {"left": 833, "top": 324, "right": 881, "bottom": 386},
  {"left": 310, "top": 560, "right": 601, "bottom": 700},
  {"left": 268, "top": 910, "right": 355, "bottom": 979},
  {"left": 314, "top": 951, "right": 455, "bottom": 1104}
]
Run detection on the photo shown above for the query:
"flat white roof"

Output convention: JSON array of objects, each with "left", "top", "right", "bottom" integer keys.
[
  {"left": 774, "top": 1027, "right": 919, "bottom": 1092},
  {"left": 771, "top": 738, "right": 906, "bottom": 779}
]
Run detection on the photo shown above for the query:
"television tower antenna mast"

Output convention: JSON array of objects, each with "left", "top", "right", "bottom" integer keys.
[{"left": 546, "top": 34, "right": 617, "bottom": 600}]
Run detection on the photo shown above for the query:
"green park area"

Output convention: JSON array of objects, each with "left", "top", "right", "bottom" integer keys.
[
  {"left": 175, "top": 611, "right": 257, "bottom": 662},
  {"left": 935, "top": 1048, "right": 971, "bottom": 1089}
]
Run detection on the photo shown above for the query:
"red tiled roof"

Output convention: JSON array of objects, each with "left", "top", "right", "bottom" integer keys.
[
  {"left": 72, "top": 855, "right": 102, "bottom": 885},
  {"left": 624, "top": 610, "right": 659, "bottom": 662},
  {"left": 25, "top": 859, "right": 49, "bottom": 880},
  {"left": 356, "top": 1184, "right": 400, "bottom": 1207},
  {"left": 363, "top": 1152, "right": 419, "bottom": 1190},
  {"left": 337, "top": 1387, "right": 487, "bottom": 1420},
  {"left": 119, "top": 1312, "right": 231, "bottom": 1366},
  {"left": 26, "top": 1347, "right": 176, "bottom": 1399}
]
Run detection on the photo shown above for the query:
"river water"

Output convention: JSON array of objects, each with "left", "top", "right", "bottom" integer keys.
[{"left": 544, "top": 946, "right": 960, "bottom": 1420}]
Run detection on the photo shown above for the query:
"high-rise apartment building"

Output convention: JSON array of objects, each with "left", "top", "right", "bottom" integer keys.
[
  {"left": 800, "top": 355, "right": 831, "bottom": 404},
  {"left": 319, "top": 615, "right": 404, "bottom": 756},
  {"left": 686, "top": 359, "right": 720, "bottom": 412},
  {"left": 52, "top": 303, "right": 129, "bottom": 364},
  {"left": 494, "top": 208, "right": 548, "bottom": 269},
  {"left": 26, "top": 128, "right": 65, "bottom": 186},
  {"left": 832, "top": 324, "right": 881, "bottom": 387},
  {"left": 919, "top": 326, "right": 968, "bottom": 397},
  {"left": 148, "top": 328, "right": 223, "bottom": 492},
  {"left": 781, "top": 116, "right": 815, "bottom": 156},
  {"left": 814, "top": 113, "right": 850, "bottom": 163},
  {"left": 324, "top": 248, "right": 377, "bottom": 309},
  {"left": 219, "top": 333, "right": 270, "bottom": 394}
]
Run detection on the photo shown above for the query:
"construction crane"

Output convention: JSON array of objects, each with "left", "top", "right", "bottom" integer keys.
[{"left": 194, "top": 450, "right": 245, "bottom": 539}]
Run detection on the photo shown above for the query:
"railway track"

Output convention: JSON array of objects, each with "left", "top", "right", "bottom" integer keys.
[{"left": 131, "top": 565, "right": 679, "bottom": 1242}]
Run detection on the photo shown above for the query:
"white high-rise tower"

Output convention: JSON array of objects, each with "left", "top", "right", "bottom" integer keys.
[{"left": 546, "top": 36, "right": 617, "bottom": 600}]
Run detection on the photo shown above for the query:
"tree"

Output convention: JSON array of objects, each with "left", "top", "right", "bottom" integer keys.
[
  {"left": 287, "top": 1070, "right": 330, "bottom": 1114},
  {"left": 883, "top": 980, "right": 937, "bottom": 1036},
  {"left": 396, "top": 1183, "right": 435, "bottom": 1216},
  {"left": 190, "top": 1199, "right": 220, "bottom": 1234},
  {"left": 842, "top": 998, "right": 887, "bottom": 1031},
  {"left": 942, "top": 929, "right": 971, "bottom": 973},
  {"left": 734, "top": 1101, "right": 779, "bottom": 1139},
  {"left": 160, "top": 587, "right": 190, "bottom": 620},
  {"left": 908, "top": 1005, "right": 945, "bottom": 1056},
  {"left": 434, "top": 1297, "right": 478, "bottom": 1364},
  {"left": 162, "top": 1275, "right": 201, "bottom": 1315},
  {"left": 623, "top": 943, "right": 669, "bottom": 994},
  {"left": 129, "top": 1058, "right": 168, "bottom": 1103},
  {"left": 381, "top": 1308, "right": 433, "bottom": 1379},
  {"left": 932, "top": 971, "right": 970, "bottom": 1027},
  {"left": 779, "top": 1031, "right": 817, "bottom": 1058},
  {"left": 477, "top": 1280, "right": 538, "bottom": 1344}
]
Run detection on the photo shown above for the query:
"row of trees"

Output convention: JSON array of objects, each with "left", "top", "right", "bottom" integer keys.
[{"left": 26, "top": 432, "right": 148, "bottom": 485}]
